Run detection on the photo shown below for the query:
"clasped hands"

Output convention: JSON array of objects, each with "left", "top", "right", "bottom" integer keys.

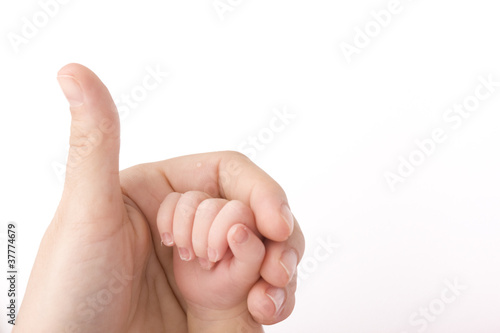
[{"left": 14, "top": 63, "right": 305, "bottom": 333}]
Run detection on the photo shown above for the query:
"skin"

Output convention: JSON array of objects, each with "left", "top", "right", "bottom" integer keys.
[
  {"left": 158, "top": 191, "right": 266, "bottom": 330},
  {"left": 13, "top": 63, "right": 305, "bottom": 333}
]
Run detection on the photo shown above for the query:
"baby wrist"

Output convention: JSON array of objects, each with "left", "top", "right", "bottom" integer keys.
[{"left": 187, "top": 309, "right": 263, "bottom": 333}]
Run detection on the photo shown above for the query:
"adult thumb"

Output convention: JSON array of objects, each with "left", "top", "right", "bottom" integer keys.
[{"left": 57, "top": 63, "right": 121, "bottom": 209}]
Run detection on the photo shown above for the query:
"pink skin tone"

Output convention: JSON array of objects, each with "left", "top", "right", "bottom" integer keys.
[
  {"left": 157, "top": 191, "right": 266, "bottom": 328},
  {"left": 14, "top": 63, "right": 305, "bottom": 333}
]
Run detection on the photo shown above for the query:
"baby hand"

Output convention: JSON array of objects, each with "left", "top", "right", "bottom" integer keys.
[{"left": 157, "top": 190, "right": 265, "bottom": 332}]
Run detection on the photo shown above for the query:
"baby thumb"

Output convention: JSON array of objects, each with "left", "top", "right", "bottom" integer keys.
[
  {"left": 228, "top": 224, "right": 266, "bottom": 285},
  {"left": 57, "top": 63, "right": 121, "bottom": 208}
]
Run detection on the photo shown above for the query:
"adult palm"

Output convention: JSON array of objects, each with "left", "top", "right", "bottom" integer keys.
[{"left": 15, "top": 64, "right": 304, "bottom": 333}]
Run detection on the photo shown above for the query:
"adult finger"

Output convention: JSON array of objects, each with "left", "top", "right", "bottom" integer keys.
[
  {"left": 57, "top": 63, "right": 122, "bottom": 225},
  {"left": 248, "top": 217, "right": 304, "bottom": 325},
  {"left": 247, "top": 276, "right": 297, "bottom": 325},
  {"left": 260, "top": 217, "right": 305, "bottom": 288},
  {"left": 121, "top": 151, "right": 295, "bottom": 242}
]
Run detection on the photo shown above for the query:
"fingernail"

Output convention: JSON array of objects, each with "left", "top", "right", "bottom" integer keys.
[
  {"left": 57, "top": 75, "right": 84, "bottom": 107},
  {"left": 178, "top": 247, "right": 191, "bottom": 261},
  {"left": 161, "top": 232, "right": 174, "bottom": 246},
  {"left": 280, "top": 249, "right": 298, "bottom": 283},
  {"left": 265, "top": 287, "right": 286, "bottom": 317},
  {"left": 207, "top": 247, "right": 219, "bottom": 263},
  {"left": 198, "top": 257, "right": 212, "bottom": 270},
  {"left": 281, "top": 203, "right": 294, "bottom": 236},
  {"left": 232, "top": 225, "right": 249, "bottom": 244}
]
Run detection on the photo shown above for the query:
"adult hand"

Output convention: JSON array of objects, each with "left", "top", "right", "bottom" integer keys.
[{"left": 15, "top": 63, "right": 304, "bottom": 332}]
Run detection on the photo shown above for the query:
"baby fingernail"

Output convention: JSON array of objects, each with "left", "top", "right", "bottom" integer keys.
[
  {"left": 161, "top": 232, "right": 173, "bottom": 246},
  {"left": 280, "top": 249, "right": 298, "bottom": 283},
  {"left": 232, "top": 225, "right": 249, "bottom": 244},
  {"left": 281, "top": 204, "right": 294, "bottom": 236},
  {"left": 178, "top": 247, "right": 191, "bottom": 261},
  {"left": 265, "top": 287, "right": 286, "bottom": 317},
  {"left": 207, "top": 247, "right": 218, "bottom": 262},
  {"left": 198, "top": 257, "right": 212, "bottom": 270}
]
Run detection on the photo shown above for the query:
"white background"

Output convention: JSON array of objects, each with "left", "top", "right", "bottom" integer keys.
[{"left": 1, "top": 0, "right": 500, "bottom": 332}]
